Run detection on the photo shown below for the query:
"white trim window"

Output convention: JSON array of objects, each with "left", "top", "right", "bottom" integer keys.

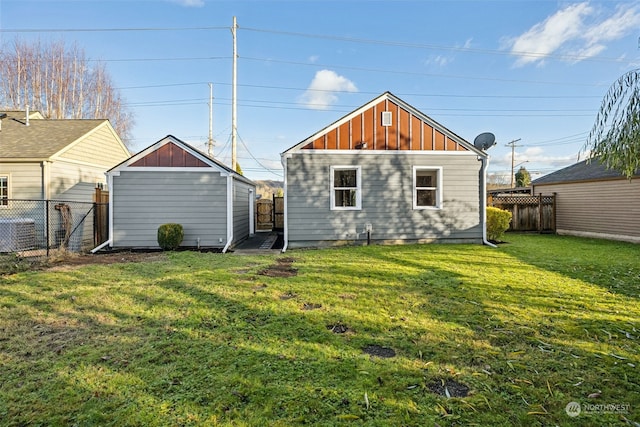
[
  {"left": 413, "top": 166, "right": 442, "bottom": 209},
  {"left": 0, "top": 175, "right": 8, "bottom": 207},
  {"left": 330, "top": 166, "right": 361, "bottom": 210}
]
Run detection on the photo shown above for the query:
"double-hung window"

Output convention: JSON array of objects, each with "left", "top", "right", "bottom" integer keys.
[
  {"left": 0, "top": 176, "right": 8, "bottom": 207},
  {"left": 413, "top": 167, "right": 442, "bottom": 209},
  {"left": 330, "top": 166, "right": 361, "bottom": 210}
]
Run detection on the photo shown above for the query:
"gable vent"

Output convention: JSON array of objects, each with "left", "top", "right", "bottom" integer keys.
[{"left": 381, "top": 111, "right": 392, "bottom": 126}]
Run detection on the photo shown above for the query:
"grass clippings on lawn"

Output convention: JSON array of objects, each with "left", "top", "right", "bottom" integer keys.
[{"left": 0, "top": 234, "right": 638, "bottom": 426}]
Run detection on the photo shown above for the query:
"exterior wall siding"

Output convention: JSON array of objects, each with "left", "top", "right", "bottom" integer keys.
[
  {"left": 59, "top": 125, "right": 129, "bottom": 167},
  {"left": 232, "top": 179, "right": 254, "bottom": 246},
  {"left": 49, "top": 161, "right": 108, "bottom": 201},
  {"left": 0, "top": 162, "right": 43, "bottom": 199},
  {"left": 534, "top": 178, "right": 640, "bottom": 242},
  {"left": 286, "top": 152, "right": 482, "bottom": 247},
  {"left": 112, "top": 170, "right": 228, "bottom": 248}
]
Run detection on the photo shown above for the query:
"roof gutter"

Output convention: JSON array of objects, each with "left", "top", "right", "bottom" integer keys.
[
  {"left": 479, "top": 155, "right": 497, "bottom": 248},
  {"left": 280, "top": 153, "right": 289, "bottom": 253},
  {"left": 222, "top": 174, "right": 234, "bottom": 253}
]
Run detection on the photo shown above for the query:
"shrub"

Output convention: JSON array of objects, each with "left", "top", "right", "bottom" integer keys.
[
  {"left": 486, "top": 207, "right": 512, "bottom": 242},
  {"left": 157, "top": 223, "right": 184, "bottom": 250}
]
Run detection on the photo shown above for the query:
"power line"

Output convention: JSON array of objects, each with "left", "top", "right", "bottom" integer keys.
[
  {"left": 240, "top": 26, "right": 629, "bottom": 65},
  {"left": 0, "top": 26, "right": 228, "bottom": 33},
  {"left": 118, "top": 80, "right": 602, "bottom": 100},
  {"left": 236, "top": 132, "right": 284, "bottom": 178},
  {"left": 2, "top": 23, "right": 627, "bottom": 65},
  {"left": 241, "top": 56, "right": 608, "bottom": 88}
]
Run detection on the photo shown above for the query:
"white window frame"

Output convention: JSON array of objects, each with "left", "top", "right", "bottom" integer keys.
[
  {"left": 330, "top": 166, "right": 362, "bottom": 210},
  {"left": 413, "top": 166, "right": 442, "bottom": 210},
  {"left": 0, "top": 175, "right": 9, "bottom": 208}
]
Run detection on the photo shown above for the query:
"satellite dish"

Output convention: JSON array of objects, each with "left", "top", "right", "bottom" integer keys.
[{"left": 473, "top": 132, "right": 496, "bottom": 151}]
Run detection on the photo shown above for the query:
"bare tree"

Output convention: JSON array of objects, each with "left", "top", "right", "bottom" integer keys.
[{"left": 0, "top": 38, "right": 134, "bottom": 143}]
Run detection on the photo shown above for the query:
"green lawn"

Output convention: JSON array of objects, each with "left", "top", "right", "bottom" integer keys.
[{"left": 0, "top": 234, "right": 638, "bottom": 426}]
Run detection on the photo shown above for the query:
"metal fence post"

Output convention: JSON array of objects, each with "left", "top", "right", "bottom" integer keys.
[{"left": 46, "top": 199, "right": 50, "bottom": 257}]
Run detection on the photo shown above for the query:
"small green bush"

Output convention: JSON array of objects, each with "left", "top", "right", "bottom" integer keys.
[
  {"left": 486, "top": 207, "right": 512, "bottom": 242},
  {"left": 157, "top": 223, "right": 184, "bottom": 250}
]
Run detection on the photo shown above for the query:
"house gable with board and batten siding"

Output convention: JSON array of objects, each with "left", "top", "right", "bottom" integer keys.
[
  {"left": 104, "top": 135, "right": 256, "bottom": 252},
  {"left": 281, "top": 92, "right": 489, "bottom": 250}
]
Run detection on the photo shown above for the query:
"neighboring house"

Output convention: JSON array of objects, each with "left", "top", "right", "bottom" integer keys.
[
  {"left": 281, "top": 92, "right": 490, "bottom": 250},
  {"left": 0, "top": 110, "right": 130, "bottom": 202},
  {"left": 102, "top": 135, "right": 256, "bottom": 252},
  {"left": 0, "top": 110, "right": 130, "bottom": 252},
  {"left": 532, "top": 158, "right": 640, "bottom": 243}
]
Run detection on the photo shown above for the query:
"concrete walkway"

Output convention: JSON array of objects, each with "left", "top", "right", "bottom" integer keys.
[{"left": 232, "top": 231, "right": 283, "bottom": 254}]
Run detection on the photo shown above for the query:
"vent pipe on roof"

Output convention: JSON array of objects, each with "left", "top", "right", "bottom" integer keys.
[{"left": 25, "top": 104, "right": 30, "bottom": 126}]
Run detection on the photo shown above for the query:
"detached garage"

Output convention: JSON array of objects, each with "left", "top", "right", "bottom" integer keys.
[{"left": 100, "top": 135, "right": 256, "bottom": 252}]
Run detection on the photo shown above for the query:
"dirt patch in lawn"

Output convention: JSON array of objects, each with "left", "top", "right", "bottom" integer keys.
[
  {"left": 327, "top": 322, "right": 350, "bottom": 334},
  {"left": 363, "top": 345, "right": 396, "bottom": 358},
  {"left": 279, "top": 292, "right": 298, "bottom": 300},
  {"left": 45, "top": 250, "right": 168, "bottom": 271},
  {"left": 258, "top": 257, "right": 297, "bottom": 278},
  {"left": 428, "top": 379, "right": 470, "bottom": 398}
]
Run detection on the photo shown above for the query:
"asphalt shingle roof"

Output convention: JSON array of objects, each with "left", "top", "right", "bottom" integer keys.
[
  {"left": 533, "top": 158, "right": 637, "bottom": 185},
  {"left": 0, "top": 113, "right": 106, "bottom": 159}
]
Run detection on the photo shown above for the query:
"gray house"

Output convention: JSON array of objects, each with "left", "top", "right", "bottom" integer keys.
[
  {"left": 532, "top": 159, "right": 640, "bottom": 243},
  {"left": 100, "top": 135, "right": 256, "bottom": 252},
  {"left": 281, "top": 92, "right": 490, "bottom": 250}
]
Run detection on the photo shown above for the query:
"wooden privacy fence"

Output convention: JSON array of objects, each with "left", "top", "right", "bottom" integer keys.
[
  {"left": 488, "top": 194, "right": 556, "bottom": 233},
  {"left": 94, "top": 187, "right": 109, "bottom": 245},
  {"left": 256, "top": 199, "right": 273, "bottom": 231},
  {"left": 256, "top": 196, "right": 284, "bottom": 231}
]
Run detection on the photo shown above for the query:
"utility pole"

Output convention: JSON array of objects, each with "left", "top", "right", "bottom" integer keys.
[
  {"left": 506, "top": 138, "right": 522, "bottom": 188},
  {"left": 208, "top": 83, "right": 214, "bottom": 158},
  {"left": 231, "top": 16, "right": 238, "bottom": 171}
]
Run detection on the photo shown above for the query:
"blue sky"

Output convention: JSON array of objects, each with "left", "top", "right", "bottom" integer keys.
[{"left": 2, "top": 0, "right": 640, "bottom": 182}]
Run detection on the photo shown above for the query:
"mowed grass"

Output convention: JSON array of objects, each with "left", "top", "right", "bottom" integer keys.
[{"left": 0, "top": 234, "right": 638, "bottom": 426}]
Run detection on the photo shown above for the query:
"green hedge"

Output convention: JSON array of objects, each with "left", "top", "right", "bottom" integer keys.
[
  {"left": 157, "top": 223, "right": 184, "bottom": 251},
  {"left": 486, "top": 207, "right": 512, "bottom": 242}
]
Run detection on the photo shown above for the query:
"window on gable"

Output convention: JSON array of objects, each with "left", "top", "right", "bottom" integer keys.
[
  {"left": 0, "top": 176, "right": 8, "bottom": 207},
  {"left": 413, "top": 167, "right": 442, "bottom": 209},
  {"left": 331, "top": 166, "right": 361, "bottom": 210}
]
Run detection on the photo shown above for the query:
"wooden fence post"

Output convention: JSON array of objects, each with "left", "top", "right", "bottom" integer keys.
[{"left": 538, "top": 193, "right": 543, "bottom": 233}]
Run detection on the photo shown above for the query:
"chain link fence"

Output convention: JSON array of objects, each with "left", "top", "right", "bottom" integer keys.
[{"left": 0, "top": 199, "right": 104, "bottom": 262}]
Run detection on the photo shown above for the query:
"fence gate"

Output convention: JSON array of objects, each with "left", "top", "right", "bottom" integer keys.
[
  {"left": 94, "top": 188, "right": 109, "bottom": 245},
  {"left": 273, "top": 196, "right": 284, "bottom": 231},
  {"left": 256, "top": 199, "right": 273, "bottom": 231},
  {"left": 488, "top": 194, "right": 556, "bottom": 233}
]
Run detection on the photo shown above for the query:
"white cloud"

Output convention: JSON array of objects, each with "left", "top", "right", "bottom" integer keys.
[
  {"left": 424, "top": 55, "right": 452, "bottom": 67},
  {"left": 308, "top": 55, "right": 320, "bottom": 64},
  {"left": 298, "top": 70, "right": 357, "bottom": 110},
  {"left": 169, "top": 0, "right": 205, "bottom": 7},
  {"left": 506, "top": 2, "right": 640, "bottom": 67}
]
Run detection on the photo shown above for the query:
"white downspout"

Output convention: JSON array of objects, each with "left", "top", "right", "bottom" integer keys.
[
  {"left": 480, "top": 155, "right": 497, "bottom": 248},
  {"left": 281, "top": 153, "right": 288, "bottom": 253},
  {"left": 91, "top": 172, "right": 115, "bottom": 253},
  {"left": 222, "top": 174, "right": 234, "bottom": 253}
]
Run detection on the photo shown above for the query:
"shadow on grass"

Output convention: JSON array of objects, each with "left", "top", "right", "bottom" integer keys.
[{"left": 1, "top": 244, "right": 638, "bottom": 426}]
